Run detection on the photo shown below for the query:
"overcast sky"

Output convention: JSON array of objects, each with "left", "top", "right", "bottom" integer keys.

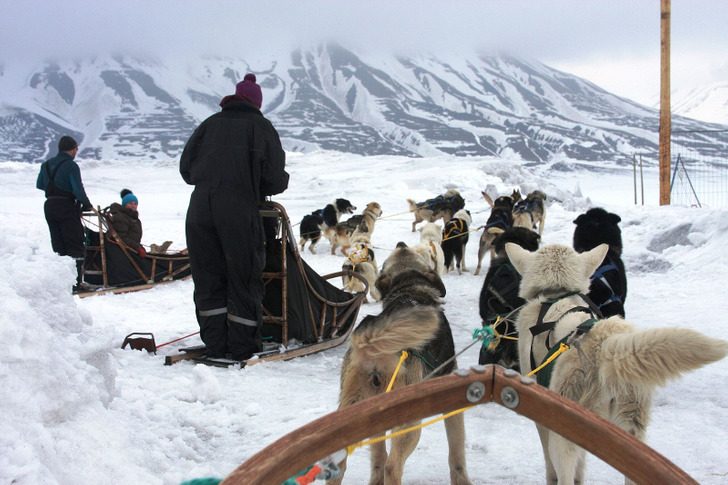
[{"left": 1, "top": 0, "right": 726, "bottom": 105}]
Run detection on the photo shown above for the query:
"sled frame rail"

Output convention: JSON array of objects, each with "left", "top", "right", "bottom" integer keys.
[
  {"left": 223, "top": 365, "right": 697, "bottom": 485},
  {"left": 79, "top": 207, "right": 190, "bottom": 296},
  {"left": 259, "top": 201, "right": 367, "bottom": 349}
]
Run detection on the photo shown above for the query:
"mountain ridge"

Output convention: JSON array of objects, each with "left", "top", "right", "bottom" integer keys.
[{"left": 1, "top": 44, "right": 726, "bottom": 163}]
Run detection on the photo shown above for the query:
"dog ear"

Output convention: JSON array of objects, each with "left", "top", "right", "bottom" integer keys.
[
  {"left": 424, "top": 270, "right": 447, "bottom": 297},
  {"left": 482, "top": 191, "right": 494, "bottom": 208},
  {"left": 375, "top": 273, "right": 393, "bottom": 299},
  {"left": 505, "top": 242, "right": 533, "bottom": 275},
  {"left": 580, "top": 243, "right": 609, "bottom": 278},
  {"left": 607, "top": 212, "right": 622, "bottom": 224}
]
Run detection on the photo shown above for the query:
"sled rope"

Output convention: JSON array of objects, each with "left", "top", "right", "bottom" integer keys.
[
  {"left": 441, "top": 226, "right": 481, "bottom": 242},
  {"left": 348, "top": 405, "right": 473, "bottom": 454},
  {"left": 386, "top": 350, "right": 409, "bottom": 392},
  {"left": 527, "top": 342, "right": 569, "bottom": 377}
]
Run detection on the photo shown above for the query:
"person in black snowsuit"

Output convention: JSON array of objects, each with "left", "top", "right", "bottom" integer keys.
[
  {"left": 180, "top": 73, "right": 289, "bottom": 360},
  {"left": 573, "top": 207, "right": 627, "bottom": 318},
  {"left": 36, "top": 136, "right": 93, "bottom": 291}
]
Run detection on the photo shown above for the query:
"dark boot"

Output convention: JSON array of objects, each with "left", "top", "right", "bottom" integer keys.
[
  {"left": 197, "top": 310, "right": 229, "bottom": 358},
  {"left": 228, "top": 317, "right": 260, "bottom": 361}
]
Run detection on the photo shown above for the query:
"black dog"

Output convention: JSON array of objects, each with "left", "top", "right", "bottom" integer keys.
[
  {"left": 298, "top": 198, "right": 355, "bottom": 254},
  {"left": 441, "top": 209, "right": 472, "bottom": 274},
  {"left": 478, "top": 227, "right": 540, "bottom": 370},
  {"left": 474, "top": 194, "right": 517, "bottom": 275},
  {"left": 573, "top": 207, "right": 627, "bottom": 318}
]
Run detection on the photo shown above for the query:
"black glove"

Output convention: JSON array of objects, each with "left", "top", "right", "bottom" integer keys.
[{"left": 82, "top": 203, "right": 93, "bottom": 212}]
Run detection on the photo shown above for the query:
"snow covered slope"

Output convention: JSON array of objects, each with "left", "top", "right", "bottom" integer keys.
[
  {"left": 2, "top": 44, "right": 727, "bottom": 163},
  {"left": 1, "top": 152, "right": 727, "bottom": 484}
]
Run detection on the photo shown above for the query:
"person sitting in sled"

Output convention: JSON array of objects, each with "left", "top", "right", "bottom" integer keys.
[{"left": 109, "top": 189, "right": 146, "bottom": 258}]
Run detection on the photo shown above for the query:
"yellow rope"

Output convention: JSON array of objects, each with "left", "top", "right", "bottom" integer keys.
[
  {"left": 491, "top": 316, "right": 518, "bottom": 342},
  {"left": 527, "top": 343, "right": 570, "bottom": 377},
  {"left": 441, "top": 226, "right": 482, "bottom": 242},
  {"left": 347, "top": 405, "right": 474, "bottom": 455},
  {"left": 385, "top": 350, "right": 409, "bottom": 393}
]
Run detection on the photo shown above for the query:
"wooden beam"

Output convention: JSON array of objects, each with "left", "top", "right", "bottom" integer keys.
[
  {"left": 222, "top": 366, "right": 696, "bottom": 484},
  {"left": 659, "top": 0, "right": 672, "bottom": 205}
]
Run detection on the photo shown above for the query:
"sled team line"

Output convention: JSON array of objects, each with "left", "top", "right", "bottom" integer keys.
[{"left": 184, "top": 206, "right": 727, "bottom": 484}]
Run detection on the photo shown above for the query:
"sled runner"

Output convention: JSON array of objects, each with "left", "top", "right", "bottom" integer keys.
[
  {"left": 163, "top": 201, "right": 368, "bottom": 367},
  {"left": 76, "top": 207, "right": 191, "bottom": 297}
]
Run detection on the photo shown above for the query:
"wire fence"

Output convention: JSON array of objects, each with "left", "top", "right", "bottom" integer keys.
[{"left": 669, "top": 130, "right": 728, "bottom": 208}]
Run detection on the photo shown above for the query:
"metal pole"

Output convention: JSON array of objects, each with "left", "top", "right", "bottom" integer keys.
[
  {"left": 659, "top": 0, "right": 671, "bottom": 205},
  {"left": 640, "top": 155, "right": 645, "bottom": 205},
  {"left": 633, "top": 155, "right": 638, "bottom": 205}
]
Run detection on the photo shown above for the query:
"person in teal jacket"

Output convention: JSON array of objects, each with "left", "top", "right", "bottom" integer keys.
[{"left": 36, "top": 136, "right": 93, "bottom": 290}]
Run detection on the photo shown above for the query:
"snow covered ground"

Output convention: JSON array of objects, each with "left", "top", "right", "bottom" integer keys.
[{"left": 1, "top": 152, "right": 727, "bottom": 484}]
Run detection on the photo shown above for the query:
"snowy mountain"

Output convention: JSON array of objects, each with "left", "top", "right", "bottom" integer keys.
[
  {"left": 672, "top": 82, "right": 728, "bottom": 125},
  {"left": 2, "top": 44, "right": 728, "bottom": 163}
]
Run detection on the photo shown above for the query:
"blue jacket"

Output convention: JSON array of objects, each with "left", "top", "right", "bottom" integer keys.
[{"left": 36, "top": 152, "right": 92, "bottom": 208}]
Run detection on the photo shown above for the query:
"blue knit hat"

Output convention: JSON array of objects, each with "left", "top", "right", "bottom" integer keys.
[{"left": 121, "top": 188, "right": 138, "bottom": 206}]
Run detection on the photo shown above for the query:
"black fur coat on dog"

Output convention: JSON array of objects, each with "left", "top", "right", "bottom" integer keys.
[
  {"left": 573, "top": 207, "right": 627, "bottom": 318},
  {"left": 478, "top": 227, "right": 540, "bottom": 370}
]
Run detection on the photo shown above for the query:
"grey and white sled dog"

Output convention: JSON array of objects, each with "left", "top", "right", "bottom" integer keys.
[
  {"left": 505, "top": 242, "right": 728, "bottom": 485},
  {"left": 328, "top": 243, "right": 471, "bottom": 485}
]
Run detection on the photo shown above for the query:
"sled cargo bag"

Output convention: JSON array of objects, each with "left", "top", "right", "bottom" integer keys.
[{"left": 261, "top": 238, "right": 359, "bottom": 344}]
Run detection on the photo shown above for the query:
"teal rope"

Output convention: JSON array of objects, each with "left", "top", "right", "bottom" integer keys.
[
  {"left": 473, "top": 326, "right": 495, "bottom": 349},
  {"left": 180, "top": 478, "right": 221, "bottom": 485}
]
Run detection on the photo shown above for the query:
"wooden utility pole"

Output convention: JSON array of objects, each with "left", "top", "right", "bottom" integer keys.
[{"left": 659, "top": 0, "right": 671, "bottom": 205}]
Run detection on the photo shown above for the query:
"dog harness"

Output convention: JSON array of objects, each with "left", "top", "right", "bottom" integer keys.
[
  {"left": 590, "top": 260, "right": 624, "bottom": 309},
  {"left": 528, "top": 291, "right": 603, "bottom": 387},
  {"left": 443, "top": 218, "right": 466, "bottom": 239},
  {"left": 484, "top": 210, "right": 511, "bottom": 231}
]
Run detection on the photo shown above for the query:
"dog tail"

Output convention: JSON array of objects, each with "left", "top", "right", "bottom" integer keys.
[
  {"left": 351, "top": 307, "right": 440, "bottom": 358},
  {"left": 599, "top": 327, "right": 728, "bottom": 389},
  {"left": 406, "top": 198, "right": 419, "bottom": 212}
]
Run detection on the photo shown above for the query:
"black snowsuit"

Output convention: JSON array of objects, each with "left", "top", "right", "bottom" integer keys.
[
  {"left": 36, "top": 151, "right": 92, "bottom": 288},
  {"left": 180, "top": 97, "right": 289, "bottom": 360}
]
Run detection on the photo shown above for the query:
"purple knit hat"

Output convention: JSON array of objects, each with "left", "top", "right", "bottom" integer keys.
[{"left": 235, "top": 73, "right": 262, "bottom": 109}]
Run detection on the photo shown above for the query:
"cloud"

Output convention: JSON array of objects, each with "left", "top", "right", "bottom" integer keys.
[{"left": 1, "top": 0, "right": 725, "bottom": 104}]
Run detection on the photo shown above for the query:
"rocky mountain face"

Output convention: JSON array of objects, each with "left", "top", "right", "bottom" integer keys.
[{"left": 1, "top": 44, "right": 726, "bottom": 163}]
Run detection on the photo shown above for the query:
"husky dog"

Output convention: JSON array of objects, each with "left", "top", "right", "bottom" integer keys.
[
  {"left": 505, "top": 242, "right": 728, "bottom": 485},
  {"left": 299, "top": 198, "right": 356, "bottom": 254},
  {"left": 512, "top": 190, "right": 547, "bottom": 236},
  {"left": 474, "top": 190, "right": 520, "bottom": 275},
  {"left": 341, "top": 216, "right": 381, "bottom": 302},
  {"left": 573, "top": 207, "right": 627, "bottom": 318},
  {"left": 406, "top": 189, "right": 465, "bottom": 232},
  {"left": 442, "top": 209, "right": 472, "bottom": 274},
  {"left": 328, "top": 244, "right": 472, "bottom": 485},
  {"left": 477, "top": 227, "right": 540, "bottom": 371},
  {"left": 331, "top": 202, "right": 382, "bottom": 256},
  {"left": 412, "top": 222, "right": 446, "bottom": 275},
  {"left": 342, "top": 246, "right": 380, "bottom": 302}
]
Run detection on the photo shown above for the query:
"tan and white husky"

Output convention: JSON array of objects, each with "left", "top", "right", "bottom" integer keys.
[{"left": 505, "top": 242, "right": 728, "bottom": 485}]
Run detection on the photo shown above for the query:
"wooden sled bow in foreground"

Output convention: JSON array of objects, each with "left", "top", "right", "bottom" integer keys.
[{"left": 222, "top": 365, "right": 697, "bottom": 484}]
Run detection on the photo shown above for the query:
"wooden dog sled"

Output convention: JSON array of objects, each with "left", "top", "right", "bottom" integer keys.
[
  {"left": 223, "top": 365, "right": 698, "bottom": 484},
  {"left": 76, "top": 207, "right": 191, "bottom": 297},
  {"left": 163, "top": 201, "right": 368, "bottom": 367}
]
